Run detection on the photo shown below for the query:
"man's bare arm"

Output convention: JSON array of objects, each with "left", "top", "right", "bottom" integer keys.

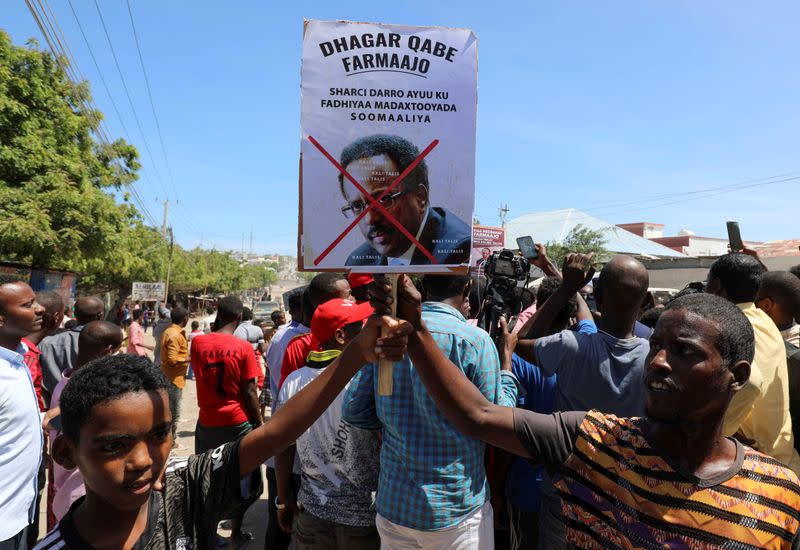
[
  {"left": 575, "top": 293, "right": 592, "bottom": 324},
  {"left": 367, "top": 274, "right": 531, "bottom": 459},
  {"left": 407, "top": 325, "right": 531, "bottom": 458},
  {"left": 242, "top": 379, "right": 263, "bottom": 428},
  {"left": 275, "top": 445, "right": 297, "bottom": 532},
  {"left": 237, "top": 316, "right": 410, "bottom": 477}
]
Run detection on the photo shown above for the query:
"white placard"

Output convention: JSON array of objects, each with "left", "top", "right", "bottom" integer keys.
[
  {"left": 131, "top": 282, "right": 166, "bottom": 302},
  {"left": 299, "top": 19, "right": 477, "bottom": 272}
]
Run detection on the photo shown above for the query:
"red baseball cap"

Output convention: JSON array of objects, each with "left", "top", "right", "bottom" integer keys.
[
  {"left": 347, "top": 272, "right": 374, "bottom": 290},
  {"left": 311, "top": 299, "right": 373, "bottom": 344}
]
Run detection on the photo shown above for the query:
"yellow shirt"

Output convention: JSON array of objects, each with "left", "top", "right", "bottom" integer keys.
[
  {"left": 723, "top": 303, "right": 800, "bottom": 473},
  {"left": 161, "top": 324, "right": 189, "bottom": 389}
]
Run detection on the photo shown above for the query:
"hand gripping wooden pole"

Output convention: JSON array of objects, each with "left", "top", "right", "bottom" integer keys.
[{"left": 378, "top": 274, "right": 399, "bottom": 396}]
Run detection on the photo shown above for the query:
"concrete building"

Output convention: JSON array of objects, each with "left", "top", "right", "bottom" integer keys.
[{"left": 617, "top": 222, "right": 761, "bottom": 257}]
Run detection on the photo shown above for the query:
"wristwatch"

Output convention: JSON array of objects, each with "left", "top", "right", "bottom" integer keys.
[{"left": 275, "top": 496, "right": 287, "bottom": 510}]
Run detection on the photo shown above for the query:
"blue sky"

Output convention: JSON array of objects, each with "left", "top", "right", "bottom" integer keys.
[{"left": 4, "top": 1, "right": 799, "bottom": 254}]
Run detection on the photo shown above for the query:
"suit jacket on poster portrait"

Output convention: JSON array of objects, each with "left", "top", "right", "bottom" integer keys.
[{"left": 345, "top": 207, "right": 471, "bottom": 266}]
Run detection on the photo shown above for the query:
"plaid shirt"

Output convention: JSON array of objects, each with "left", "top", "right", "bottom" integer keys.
[{"left": 342, "top": 302, "right": 518, "bottom": 530}]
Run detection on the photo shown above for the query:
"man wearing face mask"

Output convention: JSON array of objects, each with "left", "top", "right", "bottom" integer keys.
[{"left": 338, "top": 134, "right": 471, "bottom": 267}]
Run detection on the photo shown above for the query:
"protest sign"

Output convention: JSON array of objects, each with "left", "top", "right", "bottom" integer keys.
[
  {"left": 471, "top": 225, "right": 505, "bottom": 276},
  {"left": 299, "top": 19, "right": 477, "bottom": 273},
  {"left": 131, "top": 282, "right": 166, "bottom": 302}
]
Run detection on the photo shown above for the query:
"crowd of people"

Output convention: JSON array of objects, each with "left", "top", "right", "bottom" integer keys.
[{"left": 2, "top": 247, "right": 800, "bottom": 550}]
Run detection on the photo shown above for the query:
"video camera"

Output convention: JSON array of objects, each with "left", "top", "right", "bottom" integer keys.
[
  {"left": 480, "top": 249, "right": 532, "bottom": 341},
  {"left": 484, "top": 249, "right": 529, "bottom": 280}
]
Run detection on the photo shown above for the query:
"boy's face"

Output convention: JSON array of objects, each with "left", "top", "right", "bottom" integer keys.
[{"left": 60, "top": 389, "right": 174, "bottom": 511}]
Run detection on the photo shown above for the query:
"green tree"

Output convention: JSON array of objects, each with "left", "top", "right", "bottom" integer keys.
[
  {"left": 0, "top": 31, "right": 139, "bottom": 271},
  {"left": 0, "top": 32, "right": 152, "bottom": 289},
  {"left": 1, "top": 33, "right": 279, "bottom": 303},
  {"left": 241, "top": 263, "right": 278, "bottom": 290},
  {"left": 545, "top": 224, "right": 609, "bottom": 266}
]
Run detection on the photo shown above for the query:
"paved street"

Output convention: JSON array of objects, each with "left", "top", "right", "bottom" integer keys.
[{"left": 176, "top": 379, "right": 271, "bottom": 548}]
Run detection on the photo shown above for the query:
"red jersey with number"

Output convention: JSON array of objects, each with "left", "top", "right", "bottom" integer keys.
[{"left": 190, "top": 333, "right": 261, "bottom": 427}]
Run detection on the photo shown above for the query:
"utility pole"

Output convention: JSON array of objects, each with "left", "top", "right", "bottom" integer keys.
[
  {"left": 164, "top": 227, "right": 174, "bottom": 302},
  {"left": 161, "top": 199, "right": 169, "bottom": 237},
  {"left": 159, "top": 199, "right": 170, "bottom": 283},
  {"left": 249, "top": 227, "right": 254, "bottom": 256},
  {"left": 499, "top": 204, "right": 510, "bottom": 228}
]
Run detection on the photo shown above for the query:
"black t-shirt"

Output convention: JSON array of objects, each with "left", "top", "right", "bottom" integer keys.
[{"left": 34, "top": 441, "right": 262, "bottom": 550}]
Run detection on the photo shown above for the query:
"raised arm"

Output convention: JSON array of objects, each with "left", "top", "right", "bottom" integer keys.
[
  {"left": 237, "top": 315, "right": 410, "bottom": 477},
  {"left": 519, "top": 253, "right": 595, "bottom": 340},
  {"left": 575, "top": 292, "right": 593, "bottom": 324},
  {"left": 515, "top": 244, "right": 561, "bottom": 338},
  {"left": 370, "top": 275, "right": 530, "bottom": 458},
  {"left": 407, "top": 324, "right": 530, "bottom": 457},
  {"left": 369, "top": 275, "right": 589, "bottom": 469}
]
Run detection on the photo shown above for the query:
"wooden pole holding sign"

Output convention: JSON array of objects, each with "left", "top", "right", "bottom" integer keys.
[{"left": 378, "top": 274, "right": 398, "bottom": 396}]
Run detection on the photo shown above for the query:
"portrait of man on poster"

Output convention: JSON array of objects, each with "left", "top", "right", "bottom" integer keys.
[{"left": 338, "top": 134, "right": 471, "bottom": 267}]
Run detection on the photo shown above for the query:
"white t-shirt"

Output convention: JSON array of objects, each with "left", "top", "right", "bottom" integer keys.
[
  {"left": 277, "top": 362, "right": 379, "bottom": 527},
  {"left": 234, "top": 321, "right": 264, "bottom": 351}
]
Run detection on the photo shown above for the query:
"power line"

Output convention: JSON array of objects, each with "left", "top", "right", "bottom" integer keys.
[
  {"left": 592, "top": 174, "right": 800, "bottom": 220},
  {"left": 125, "top": 0, "right": 178, "bottom": 198},
  {"left": 39, "top": 0, "right": 159, "bottom": 227},
  {"left": 63, "top": 0, "right": 132, "bottom": 141},
  {"left": 63, "top": 0, "right": 163, "bottom": 224},
  {"left": 123, "top": 1, "right": 210, "bottom": 240},
  {"left": 24, "top": 0, "right": 160, "bottom": 227},
  {"left": 513, "top": 173, "right": 800, "bottom": 235},
  {"left": 27, "top": 1, "right": 207, "bottom": 242},
  {"left": 171, "top": 202, "right": 206, "bottom": 237},
  {"left": 582, "top": 169, "right": 800, "bottom": 216},
  {"left": 91, "top": 0, "right": 170, "bottom": 199},
  {"left": 501, "top": 171, "right": 800, "bottom": 243}
]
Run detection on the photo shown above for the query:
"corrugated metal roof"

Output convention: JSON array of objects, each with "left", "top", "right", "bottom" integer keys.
[
  {"left": 753, "top": 239, "right": 800, "bottom": 259},
  {"left": 504, "top": 208, "right": 685, "bottom": 258}
]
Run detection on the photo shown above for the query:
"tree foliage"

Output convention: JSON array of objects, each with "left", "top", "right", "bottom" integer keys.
[
  {"left": 0, "top": 31, "right": 142, "bottom": 280},
  {"left": 0, "top": 32, "right": 273, "bottom": 296},
  {"left": 169, "top": 252, "right": 278, "bottom": 294},
  {"left": 546, "top": 224, "right": 609, "bottom": 266}
]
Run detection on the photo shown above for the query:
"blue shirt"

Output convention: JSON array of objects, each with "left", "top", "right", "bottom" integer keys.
[
  {"left": 0, "top": 343, "right": 43, "bottom": 540},
  {"left": 342, "top": 302, "right": 518, "bottom": 531},
  {"left": 505, "top": 320, "right": 597, "bottom": 512},
  {"left": 535, "top": 324, "right": 648, "bottom": 417}
]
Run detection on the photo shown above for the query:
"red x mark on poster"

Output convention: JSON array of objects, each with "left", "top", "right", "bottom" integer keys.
[{"left": 309, "top": 136, "right": 440, "bottom": 266}]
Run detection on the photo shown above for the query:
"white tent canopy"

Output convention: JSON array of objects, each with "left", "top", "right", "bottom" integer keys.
[{"left": 504, "top": 208, "right": 685, "bottom": 259}]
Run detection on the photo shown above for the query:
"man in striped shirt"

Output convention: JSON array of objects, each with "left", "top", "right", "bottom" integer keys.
[{"left": 372, "top": 275, "right": 800, "bottom": 549}]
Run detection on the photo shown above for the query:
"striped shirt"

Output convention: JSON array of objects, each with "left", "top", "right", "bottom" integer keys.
[
  {"left": 342, "top": 301, "right": 519, "bottom": 530},
  {"left": 514, "top": 410, "right": 800, "bottom": 549}
]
